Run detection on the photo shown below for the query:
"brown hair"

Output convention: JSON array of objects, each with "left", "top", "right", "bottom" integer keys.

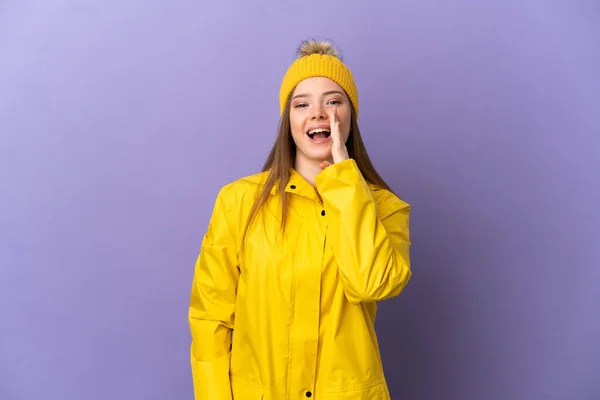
[{"left": 241, "top": 93, "right": 394, "bottom": 247}]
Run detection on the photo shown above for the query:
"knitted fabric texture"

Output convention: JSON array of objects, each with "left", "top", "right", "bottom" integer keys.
[{"left": 279, "top": 53, "right": 359, "bottom": 118}]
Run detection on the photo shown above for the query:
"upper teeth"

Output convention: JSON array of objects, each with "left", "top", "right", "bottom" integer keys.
[{"left": 308, "top": 128, "right": 330, "bottom": 134}]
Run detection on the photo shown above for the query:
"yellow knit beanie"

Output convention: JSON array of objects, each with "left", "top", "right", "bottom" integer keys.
[{"left": 279, "top": 39, "right": 359, "bottom": 118}]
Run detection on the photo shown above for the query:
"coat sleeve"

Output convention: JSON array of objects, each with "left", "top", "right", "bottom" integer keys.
[
  {"left": 315, "top": 158, "right": 412, "bottom": 305},
  {"left": 188, "top": 188, "right": 239, "bottom": 400}
]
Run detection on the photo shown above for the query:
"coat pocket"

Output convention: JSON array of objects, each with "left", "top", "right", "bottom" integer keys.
[{"left": 231, "top": 378, "right": 264, "bottom": 400}]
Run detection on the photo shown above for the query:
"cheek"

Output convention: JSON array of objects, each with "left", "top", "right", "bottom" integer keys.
[{"left": 289, "top": 114, "right": 304, "bottom": 142}]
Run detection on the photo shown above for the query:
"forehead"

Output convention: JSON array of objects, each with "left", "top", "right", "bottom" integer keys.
[{"left": 292, "top": 77, "right": 345, "bottom": 96}]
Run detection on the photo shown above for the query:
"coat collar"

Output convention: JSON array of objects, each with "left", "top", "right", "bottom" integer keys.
[
  {"left": 269, "top": 168, "right": 320, "bottom": 202},
  {"left": 268, "top": 167, "right": 381, "bottom": 202}
]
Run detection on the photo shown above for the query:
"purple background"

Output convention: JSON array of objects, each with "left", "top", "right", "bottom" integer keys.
[{"left": 1, "top": 1, "right": 599, "bottom": 399}]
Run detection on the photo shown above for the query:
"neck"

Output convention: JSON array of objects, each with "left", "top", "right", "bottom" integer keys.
[{"left": 294, "top": 155, "right": 331, "bottom": 186}]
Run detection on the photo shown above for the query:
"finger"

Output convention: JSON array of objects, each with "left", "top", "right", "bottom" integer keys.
[
  {"left": 329, "top": 107, "right": 335, "bottom": 137},
  {"left": 330, "top": 107, "right": 340, "bottom": 142},
  {"left": 320, "top": 161, "right": 331, "bottom": 169}
]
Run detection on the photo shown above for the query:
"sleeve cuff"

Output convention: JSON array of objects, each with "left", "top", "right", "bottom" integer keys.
[
  {"left": 316, "top": 158, "right": 364, "bottom": 187},
  {"left": 191, "top": 351, "right": 232, "bottom": 400}
]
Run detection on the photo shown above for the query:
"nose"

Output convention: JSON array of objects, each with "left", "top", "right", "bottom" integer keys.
[{"left": 311, "top": 105, "right": 327, "bottom": 120}]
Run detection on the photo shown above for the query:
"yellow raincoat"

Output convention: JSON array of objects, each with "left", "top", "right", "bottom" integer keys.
[{"left": 189, "top": 158, "right": 411, "bottom": 399}]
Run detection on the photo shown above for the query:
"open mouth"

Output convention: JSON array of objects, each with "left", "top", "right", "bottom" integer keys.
[{"left": 307, "top": 128, "right": 331, "bottom": 141}]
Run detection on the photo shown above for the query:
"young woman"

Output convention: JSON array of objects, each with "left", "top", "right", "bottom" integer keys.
[{"left": 189, "top": 39, "right": 412, "bottom": 400}]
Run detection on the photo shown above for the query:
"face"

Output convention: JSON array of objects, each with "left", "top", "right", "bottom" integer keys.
[{"left": 289, "top": 77, "right": 352, "bottom": 166}]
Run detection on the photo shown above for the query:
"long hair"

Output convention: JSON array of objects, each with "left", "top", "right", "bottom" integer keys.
[{"left": 241, "top": 94, "right": 394, "bottom": 247}]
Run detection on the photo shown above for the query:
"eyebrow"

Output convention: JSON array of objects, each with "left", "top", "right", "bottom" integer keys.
[{"left": 291, "top": 90, "right": 345, "bottom": 100}]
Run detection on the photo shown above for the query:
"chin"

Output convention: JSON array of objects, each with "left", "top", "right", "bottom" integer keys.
[
  {"left": 297, "top": 148, "right": 332, "bottom": 164},
  {"left": 312, "top": 144, "right": 334, "bottom": 155}
]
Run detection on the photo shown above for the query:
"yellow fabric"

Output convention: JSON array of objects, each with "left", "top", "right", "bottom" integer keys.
[
  {"left": 189, "top": 158, "right": 412, "bottom": 399},
  {"left": 279, "top": 53, "right": 359, "bottom": 118}
]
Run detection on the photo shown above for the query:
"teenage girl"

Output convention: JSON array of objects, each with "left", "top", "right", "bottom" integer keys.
[{"left": 189, "top": 39, "right": 412, "bottom": 400}]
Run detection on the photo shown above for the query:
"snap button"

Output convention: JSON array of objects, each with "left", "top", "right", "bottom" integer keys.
[
  {"left": 290, "top": 185, "right": 296, "bottom": 189},
  {"left": 321, "top": 210, "right": 326, "bottom": 216},
  {"left": 305, "top": 391, "right": 312, "bottom": 397}
]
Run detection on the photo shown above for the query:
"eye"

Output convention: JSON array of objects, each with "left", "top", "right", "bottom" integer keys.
[
  {"left": 327, "top": 99, "right": 342, "bottom": 105},
  {"left": 294, "top": 103, "right": 308, "bottom": 108}
]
